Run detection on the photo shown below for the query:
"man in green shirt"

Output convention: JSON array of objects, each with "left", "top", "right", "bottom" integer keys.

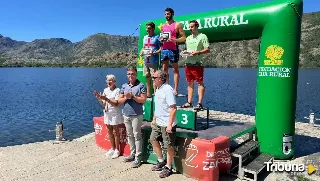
[{"left": 181, "top": 20, "right": 210, "bottom": 110}]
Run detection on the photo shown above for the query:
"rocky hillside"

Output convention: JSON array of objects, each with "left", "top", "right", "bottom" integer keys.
[{"left": 0, "top": 11, "right": 319, "bottom": 68}]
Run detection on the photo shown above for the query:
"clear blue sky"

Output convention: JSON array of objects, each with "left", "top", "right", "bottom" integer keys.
[{"left": 0, "top": 0, "right": 318, "bottom": 43}]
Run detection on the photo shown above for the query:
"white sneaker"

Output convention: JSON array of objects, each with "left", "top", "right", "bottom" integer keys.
[
  {"left": 105, "top": 149, "right": 114, "bottom": 157},
  {"left": 111, "top": 149, "right": 120, "bottom": 159}
]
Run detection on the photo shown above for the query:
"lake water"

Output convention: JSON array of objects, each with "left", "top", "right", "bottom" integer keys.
[{"left": 0, "top": 68, "right": 319, "bottom": 147}]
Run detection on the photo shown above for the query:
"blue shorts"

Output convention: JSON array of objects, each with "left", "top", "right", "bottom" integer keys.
[{"left": 160, "top": 49, "right": 179, "bottom": 64}]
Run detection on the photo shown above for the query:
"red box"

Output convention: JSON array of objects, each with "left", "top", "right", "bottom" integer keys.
[
  {"left": 93, "top": 116, "right": 130, "bottom": 156},
  {"left": 179, "top": 136, "right": 232, "bottom": 181}
]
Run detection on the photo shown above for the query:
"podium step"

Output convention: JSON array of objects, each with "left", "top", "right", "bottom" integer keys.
[
  {"left": 232, "top": 140, "right": 260, "bottom": 156},
  {"left": 228, "top": 140, "right": 260, "bottom": 178},
  {"left": 242, "top": 153, "right": 274, "bottom": 181}
]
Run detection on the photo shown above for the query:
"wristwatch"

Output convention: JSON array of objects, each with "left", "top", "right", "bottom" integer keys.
[{"left": 197, "top": 52, "right": 201, "bottom": 55}]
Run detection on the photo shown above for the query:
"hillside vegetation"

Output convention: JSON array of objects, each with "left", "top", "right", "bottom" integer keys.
[{"left": 0, "top": 11, "right": 319, "bottom": 68}]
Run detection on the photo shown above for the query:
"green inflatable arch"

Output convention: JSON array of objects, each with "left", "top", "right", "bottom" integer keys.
[{"left": 136, "top": 0, "right": 303, "bottom": 159}]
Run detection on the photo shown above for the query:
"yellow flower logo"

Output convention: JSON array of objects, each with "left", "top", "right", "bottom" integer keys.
[
  {"left": 158, "top": 23, "right": 163, "bottom": 31},
  {"left": 137, "top": 56, "right": 144, "bottom": 66},
  {"left": 264, "top": 45, "right": 284, "bottom": 65}
]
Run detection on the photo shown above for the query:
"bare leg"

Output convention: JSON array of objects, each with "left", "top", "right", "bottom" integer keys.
[
  {"left": 106, "top": 125, "right": 115, "bottom": 150},
  {"left": 171, "top": 63, "right": 180, "bottom": 95},
  {"left": 198, "top": 82, "right": 205, "bottom": 104},
  {"left": 187, "top": 81, "right": 194, "bottom": 103},
  {"left": 113, "top": 125, "right": 120, "bottom": 151},
  {"left": 152, "top": 140, "right": 163, "bottom": 160},
  {"left": 146, "top": 76, "right": 151, "bottom": 97},
  {"left": 166, "top": 146, "right": 174, "bottom": 167},
  {"left": 162, "top": 60, "right": 169, "bottom": 83}
]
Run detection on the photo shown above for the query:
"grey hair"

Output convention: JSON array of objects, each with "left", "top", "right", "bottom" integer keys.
[
  {"left": 158, "top": 70, "right": 167, "bottom": 83},
  {"left": 106, "top": 74, "right": 116, "bottom": 82}
]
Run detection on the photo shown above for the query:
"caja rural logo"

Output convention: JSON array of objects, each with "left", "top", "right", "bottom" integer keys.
[{"left": 264, "top": 45, "right": 284, "bottom": 66}]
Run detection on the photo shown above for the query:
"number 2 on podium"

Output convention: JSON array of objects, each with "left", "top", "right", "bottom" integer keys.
[{"left": 181, "top": 114, "right": 188, "bottom": 124}]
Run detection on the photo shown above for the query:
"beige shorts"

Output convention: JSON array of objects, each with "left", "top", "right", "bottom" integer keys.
[
  {"left": 150, "top": 125, "right": 176, "bottom": 148},
  {"left": 143, "top": 64, "right": 158, "bottom": 77}
]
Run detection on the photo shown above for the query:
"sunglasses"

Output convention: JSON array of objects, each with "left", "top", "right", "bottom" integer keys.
[{"left": 151, "top": 76, "right": 159, "bottom": 79}]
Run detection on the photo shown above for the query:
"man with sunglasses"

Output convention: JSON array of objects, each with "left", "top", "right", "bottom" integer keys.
[
  {"left": 140, "top": 22, "right": 162, "bottom": 98},
  {"left": 118, "top": 66, "right": 147, "bottom": 168},
  {"left": 149, "top": 70, "right": 177, "bottom": 178}
]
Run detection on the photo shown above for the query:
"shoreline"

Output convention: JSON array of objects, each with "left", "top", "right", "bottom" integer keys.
[{"left": 0, "top": 110, "right": 319, "bottom": 181}]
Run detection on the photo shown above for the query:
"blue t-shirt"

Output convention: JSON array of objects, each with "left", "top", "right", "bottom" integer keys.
[
  {"left": 142, "top": 34, "right": 161, "bottom": 65},
  {"left": 120, "top": 79, "right": 147, "bottom": 116}
]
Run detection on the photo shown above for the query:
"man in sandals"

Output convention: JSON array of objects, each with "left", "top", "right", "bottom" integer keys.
[
  {"left": 150, "top": 70, "right": 177, "bottom": 178},
  {"left": 180, "top": 20, "right": 210, "bottom": 111}
]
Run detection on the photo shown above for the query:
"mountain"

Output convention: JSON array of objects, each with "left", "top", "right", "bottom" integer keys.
[
  {"left": 0, "top": 11, "right": 319, "bottom": 68},
  {"left": 0, "top": 33, "right": 138, "bottom": 67}
]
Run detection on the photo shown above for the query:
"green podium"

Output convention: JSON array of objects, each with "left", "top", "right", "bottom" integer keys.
[
  {"left": 142, "top": 96, "right": 209, "bottom": 130},
  {"left": 143, "top": 97, "right": 153, "bottom": 122},
  {"left": 141, "top": 124, "right": 197, "bottom": 167},
  {"left": 176, "top": 107, "right": 209, "bottom": 131}
]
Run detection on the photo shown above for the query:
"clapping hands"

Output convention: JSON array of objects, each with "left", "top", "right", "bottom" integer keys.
[
  {"left": 125, "top": 91, "right": 133, "bottom": 99},
  {"left": 93, "top": 90, "right": 101, "bottom": 98},
  {"left": 93, "top": 90, "right": 109, "bottom": 102}
]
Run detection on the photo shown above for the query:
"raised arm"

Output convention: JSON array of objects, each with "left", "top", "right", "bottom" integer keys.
[{"left": 94, "top": 90, "right": 106, "bottom": 107}]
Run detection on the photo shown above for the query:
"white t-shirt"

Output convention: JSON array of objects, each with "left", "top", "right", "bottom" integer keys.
[
  {"left": 154, "top": 83, "right": 177, "bottom": 127},
  {"left": 102, "top": 87, "right": 122, "bottom": 116}
]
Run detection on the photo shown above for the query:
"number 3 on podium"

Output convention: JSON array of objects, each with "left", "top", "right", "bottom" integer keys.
[{"left": 181, "top": 114, "right": 188, "bottom": 124}]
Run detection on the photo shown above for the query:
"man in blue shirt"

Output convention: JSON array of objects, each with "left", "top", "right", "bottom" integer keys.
[
  {"left": 118, "top": 66, "right": 147, "bottom": 168},
  {"left": 140, "top": 22, "right": 162, "bottom": 98}
]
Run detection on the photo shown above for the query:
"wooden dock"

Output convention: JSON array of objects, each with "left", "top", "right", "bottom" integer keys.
[{"left": 0, "top": 110, "right": 319, "bottom": 181}]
